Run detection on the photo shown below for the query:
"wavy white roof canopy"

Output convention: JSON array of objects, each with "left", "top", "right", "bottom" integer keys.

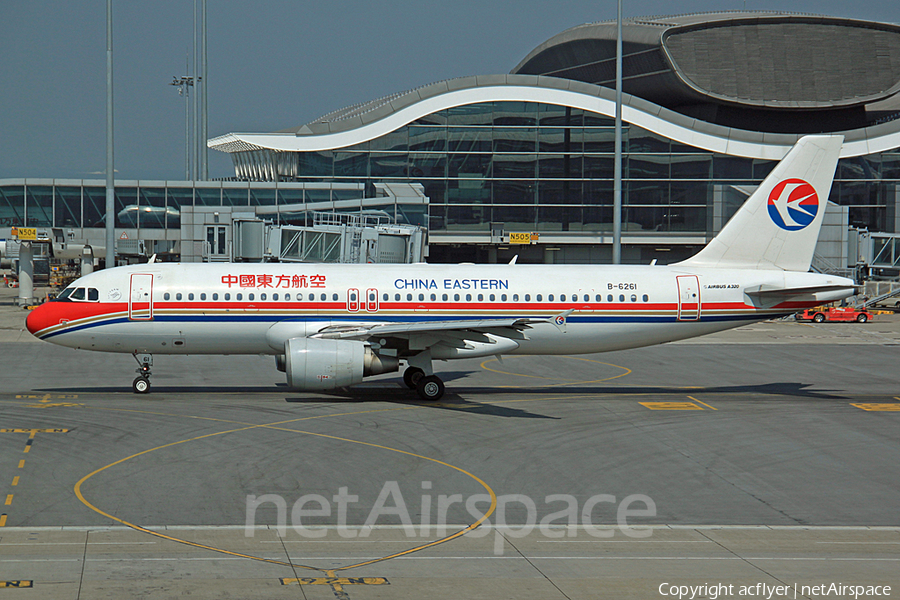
[{"left": 208, "top": 75, "right": 900, "bottom": 160}]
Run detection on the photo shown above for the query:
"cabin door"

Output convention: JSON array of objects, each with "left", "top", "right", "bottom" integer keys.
[
  {"left": 129, "top": 273, "right": 154, "bottom": 320},
  {"left": 676, "top": 275, "right": 701, "bottom": 321}
]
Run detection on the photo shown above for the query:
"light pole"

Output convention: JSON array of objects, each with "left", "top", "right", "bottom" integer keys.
[
  {"left": 613, "top": 0, "right": 623, "bottom": 264},
  {"left": 170, "top": 75, "right": 194, "bottom": 180},
  {"left": 105, "top": 0, "right": 115, "bottom": 269}
]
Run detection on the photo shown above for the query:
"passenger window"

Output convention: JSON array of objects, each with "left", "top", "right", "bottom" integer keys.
[
  {"left": 525, "top": 294, "right": 531, "bottom": 301},
  {"left": 642, "top": 294, "right": 649, "bottom": 302},
  {"left": 212, "top": 293, "right": 218, "bottom": 301},
  {"left": 500, "top": 294, "right": 506, "bottom": 301},
  {"left": 454, "top": 294, "right": 460, "bottom": 301},
  {"left": 418, "top": 293, "right": 425, "bottom": 301},
  {"left": 164, "top": 292, "right": 170, "bottom": 301},
  {"left": 333, "top": 293, "right": 338, "bottom": 301},
  {"left": 284, "top": 293, "right": 290, "bottom": 301},
  {"left": 595, "top": 295, "right": 601, "bottom": 302},
  {"left": 548, "top": 294, "right": 554, "bottom": 301},
  {"left": 88, "top": 288, "right": 99, "bottom": 301},
  {"left": 176, "top": 293, "right": 182, "bottom": 301},
  {"left": 608, "top": 294, "right": 613, "bottom": 302},
  {"left": 200, "top": 293, "right": 206, "bottom": 301},
  {"left": 466, "top": 294, "right": 472, "bottom": 301},
  {"left": 430, "top": 293, "right": 436, "bottom": 301},
  {"left": 619, "top": 294, "right": 625, "bottom": 302},
  {"left": 584, "top": 294, "right": 589, "bottom": 302},
  {"left": 382, "top": 293, "right": 388, "bottom": 301},
  {"left": 395, "top": 293, "right": 401, "bottom": 301},
  {"left": 320, "top": 293, "right": 326, "bottom": 301},
  {"left": 630, "top": 294, "right": 637, "bottom": 302},
  {"left": 369, "top": 292, "right": 375, "bottom": 301},
  {"left": 513, "top": 294, "right": 518, "bottom": 301},
  {"left": 442, "top": 293, "right": 448, "bottom": 301},
  {"left": 188, "top": 293, "right": 194, "bottom": 301},
  {"left": 309, "top": 293, "right": 315, "bottom": 301},
  {"left": 224, "top": 293, "right": 230, "bottom": 301},
  {"left": 536, "top": 294, "right": 542, "bottom": 301},
  {"left": 261, "top": 293, "right": 267, "bottom": 301},
  {"left": 237, "top": 293, "right": 243, "bottom": 301},
  {"left": 407, "top": 293, "right": 413, "bottom": 301},
  {"left": 272, "top": 293, "right": 277, "bottom": 301},
  {"left": 477, "top": 294, "right": 483, "bottom": 301}
]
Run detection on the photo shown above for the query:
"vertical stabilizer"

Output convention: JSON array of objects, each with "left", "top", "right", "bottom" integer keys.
[{"left": 677, "top": 135, "right": 843, "bottom": 271}]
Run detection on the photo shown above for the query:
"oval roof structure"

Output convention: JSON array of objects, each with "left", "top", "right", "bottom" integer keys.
[{"left": 512, "top": 11, "right": 900, "bottom": 130}]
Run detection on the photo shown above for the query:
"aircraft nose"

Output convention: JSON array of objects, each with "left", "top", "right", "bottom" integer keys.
[{"left": 25, "top": 302, "right": 56, "bottom": 337}]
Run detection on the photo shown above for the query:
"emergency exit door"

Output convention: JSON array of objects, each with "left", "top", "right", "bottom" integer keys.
[
  {"left": 129, "top": 274, "right": 154, "bottom": 320},
  {"left": 676, "top": 275, "right": 701, "bottom": 321}
]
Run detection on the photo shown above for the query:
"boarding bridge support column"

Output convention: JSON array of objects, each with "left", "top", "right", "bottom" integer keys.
[
  {"left": 17, "top": 241, "right": 35, "bottom": 307},
  {"left": 81, "top": 246, "right": 94, "bottom": 276}
]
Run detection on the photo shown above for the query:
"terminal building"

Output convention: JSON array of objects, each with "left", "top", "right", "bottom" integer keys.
[{"left": 3, "top": 11, "right": 900, "bottom": 272}]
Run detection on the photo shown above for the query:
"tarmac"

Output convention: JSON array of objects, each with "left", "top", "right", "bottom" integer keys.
[{"left": 0, "top": 282, "right": 898, "bottom": 599}]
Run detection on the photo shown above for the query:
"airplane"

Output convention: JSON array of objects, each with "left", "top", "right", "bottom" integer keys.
[{"left": 25, "top": 135, "right": 855, "bottom": 401}]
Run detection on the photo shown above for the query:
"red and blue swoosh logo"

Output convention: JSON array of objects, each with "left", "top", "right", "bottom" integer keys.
[{"left": 767, "top": 178, "right": 819, "bottom": 231}]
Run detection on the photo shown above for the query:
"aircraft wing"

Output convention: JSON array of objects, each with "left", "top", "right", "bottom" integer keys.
[{"left": 313, "top": 310, "right": 573, "bottom": 344}]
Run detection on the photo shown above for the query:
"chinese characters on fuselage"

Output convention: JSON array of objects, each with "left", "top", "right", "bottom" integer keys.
[{"left": 220, "top": 274, "right": 326, "bottom": 289}]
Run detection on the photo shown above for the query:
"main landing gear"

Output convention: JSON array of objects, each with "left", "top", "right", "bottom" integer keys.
[
  {"left": 403, "top": 354, "right": 445, "bottom": 401},
  {"left": 132, "top": 353, "right": 153, "bottom": 394}
]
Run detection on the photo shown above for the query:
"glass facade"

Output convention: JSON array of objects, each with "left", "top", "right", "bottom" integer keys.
[
  {"left": 236, "top": 101, "right": 900, "bottom": 235},
  {"left": 0, "top": 181, "right": 368, "bottom": 231}
]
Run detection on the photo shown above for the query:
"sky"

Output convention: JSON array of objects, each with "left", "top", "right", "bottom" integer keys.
[{"left": 2, "top": 0, "right": 900, "bottom": 181}]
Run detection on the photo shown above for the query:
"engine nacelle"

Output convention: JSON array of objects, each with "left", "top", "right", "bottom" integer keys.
[{"left": 284, "top": 337, "right": 399, "bottom": 391}]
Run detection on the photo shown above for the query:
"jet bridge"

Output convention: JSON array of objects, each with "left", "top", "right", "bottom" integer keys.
[{"left": 234, "top": 212, "right": 426, "bottom": 264}]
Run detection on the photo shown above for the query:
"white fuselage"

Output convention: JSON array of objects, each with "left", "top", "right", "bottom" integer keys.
[{"left": 28, "top": 262, "right": 853, "bottom": 358}]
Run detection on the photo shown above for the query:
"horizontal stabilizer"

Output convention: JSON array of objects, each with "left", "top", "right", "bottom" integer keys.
[{"left": 746, "top": 284, "right": 857, "bottom": 299}]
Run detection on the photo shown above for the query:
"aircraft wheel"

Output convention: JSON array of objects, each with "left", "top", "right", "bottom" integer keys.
[
  {"left": 813, "top": 313, "right": 826, "bottom": 323},
  {"left": 856, "top": 313, "right": 868, "bottom": 323},
  {"left": 133, "top": 376, "right": 151, "bottom": 394},
  {"left": 416, "top": 375, "right": 445, "bottom": 401},
  {"left": 403, "top": 367, "right": 425, "bottom": 389}
]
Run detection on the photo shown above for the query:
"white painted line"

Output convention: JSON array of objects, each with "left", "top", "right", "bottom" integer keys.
[
  {"left": 0, "top": 542, "right": 157, "bottom": 546},
  {"left": 262, "top": 540, "right": 425, "bottom": 544},
  {"left": 2, "top": 556, "right": 899, "bottom": 564},
  {"left": 815, "top": 541, "right": 900, "bottom": 545},
  {"left": 536, "top": 540, "right": 712, "bottom": 543}
]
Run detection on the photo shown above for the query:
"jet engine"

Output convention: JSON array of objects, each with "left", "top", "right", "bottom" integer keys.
[{"left": 284, "top": 337, "right": 399, "bottom": 391}]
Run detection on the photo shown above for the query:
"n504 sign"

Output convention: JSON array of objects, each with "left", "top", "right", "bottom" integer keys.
[{"left": 11, "top": 227, "right": 37, "bottom": 240}]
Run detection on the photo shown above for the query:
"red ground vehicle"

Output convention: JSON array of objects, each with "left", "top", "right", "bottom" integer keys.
[{"left": 795, "top": 306, "right": 872, "bottom": 323}]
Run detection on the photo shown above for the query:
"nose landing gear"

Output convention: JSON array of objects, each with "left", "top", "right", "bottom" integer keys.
[{"left": 132, "top": 353, "right": 153, "bottom": 394}]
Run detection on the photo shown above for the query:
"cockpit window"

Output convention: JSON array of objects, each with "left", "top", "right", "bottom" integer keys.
[{"left": 56, "top": 286, "right": 99, "bottom": 302}]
